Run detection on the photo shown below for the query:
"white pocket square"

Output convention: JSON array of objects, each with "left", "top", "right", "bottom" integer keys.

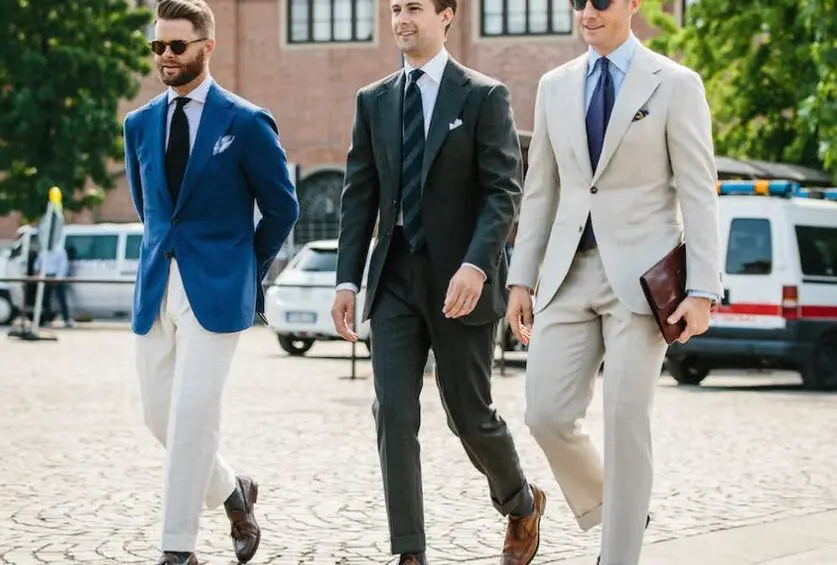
[
  {"left": 213, "top": 135, "right": 235, "bottom": 155},
  {"left": 449, "top": 118, "right": 463, "bottom": 131}
]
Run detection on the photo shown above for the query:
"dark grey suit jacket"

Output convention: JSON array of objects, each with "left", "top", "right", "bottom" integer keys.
[{"left": 336, "top": 58, "right": 523, "bottom": 326}]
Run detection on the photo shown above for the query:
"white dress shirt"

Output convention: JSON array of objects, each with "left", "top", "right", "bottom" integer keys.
[{"left": 165, "top": 74, "right": 213, "bottom": 151}]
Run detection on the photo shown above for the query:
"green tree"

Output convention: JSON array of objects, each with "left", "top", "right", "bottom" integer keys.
[
  {"left": 0, "top": 0, "right": 153, "bottom": 220},
  {"left": 641, "top": 0, "right": 837, "bottom": 180}
]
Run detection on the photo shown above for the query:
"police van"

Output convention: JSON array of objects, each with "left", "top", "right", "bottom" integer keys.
[
  {"left": 666, "top": 180, "right": 837, "bottom": 391},
  {"left": 0, "top": 222, "right": 143, "bottom": 323}
]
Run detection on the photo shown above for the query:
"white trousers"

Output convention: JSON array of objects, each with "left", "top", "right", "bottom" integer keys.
[
  {"left": 524, "top": 249, "right": 667, "bottom": 565},
  {"left": 135, "top": 260, "right": 240, "bottom": 551}
]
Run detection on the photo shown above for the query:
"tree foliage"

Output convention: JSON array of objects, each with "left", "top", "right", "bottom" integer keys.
[
  {"left": 0, "top": 0, "right": 153, "bottom": 220},
  {"left": 641, "top": 0, "right": 837, "bottom": 179}
]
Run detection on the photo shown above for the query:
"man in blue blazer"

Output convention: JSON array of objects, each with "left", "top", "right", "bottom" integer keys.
[{"left": 122, "top": 2, "right": 298, "bottom": 564}]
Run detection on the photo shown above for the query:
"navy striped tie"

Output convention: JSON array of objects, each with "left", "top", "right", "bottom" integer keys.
[{"left": 401, "top": 68, "right": 426, "bottom": 253}]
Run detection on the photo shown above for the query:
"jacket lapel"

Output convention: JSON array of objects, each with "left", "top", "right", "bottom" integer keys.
[
  {"left": 567, "top": 56, "right": 593, "bottom": 183},
  {"left": 421, "top": 59, "right": 470, "bottom": 189},
  {"left": 376, "top": 71, "right": 405, "bottom": 187},
  {"left": 174, "top": 82, "right": 234, "bottom": 214},
  {"left": 148, "top": 94, "right": 174, "bottom": 211},
  {"left": 592, "top": 45, "right": 662, "bottom": 184}
]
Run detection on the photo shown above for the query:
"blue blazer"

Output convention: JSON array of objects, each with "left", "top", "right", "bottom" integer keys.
[{"left": 123, "top": 80, "right": 299, "bottom": 335}]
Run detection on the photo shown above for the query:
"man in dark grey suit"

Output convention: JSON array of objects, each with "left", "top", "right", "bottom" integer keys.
[{"left": 330, "top": 2, "right": 545, "bottom": 564}]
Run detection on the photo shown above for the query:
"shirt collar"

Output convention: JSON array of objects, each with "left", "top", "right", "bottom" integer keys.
[
  {"left": 403, "top": 47, "right": 449, "bottom": 85},
  {"left": 167, "top": 74, "right": 213, "bottom": 105},
  {"left": 586, "top": 33, "right": 638, "bottom": 76}
]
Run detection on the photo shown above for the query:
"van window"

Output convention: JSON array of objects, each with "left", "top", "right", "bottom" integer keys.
[
  {"left": 796, "top": 226, "right": 837, "bottom": 277},
  {"left": 65, "top": 234, "right": 119, "bottom": 261},
  {"left": 125, "top": 234, "right": 142, "bottom": 260},
  {"left": 726, "top": 218, "right": 772, "bottom": 275},
  {"left": 292, "top": 247, "right": 338, "bottom": 272}
]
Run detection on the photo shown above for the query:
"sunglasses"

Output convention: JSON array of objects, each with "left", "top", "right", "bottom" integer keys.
[
  {"left": 148, "top": 38, "right": 207, "bottom": 56},
  {"left": 569, "top": 0, "right": 612, "bottom": 10}
]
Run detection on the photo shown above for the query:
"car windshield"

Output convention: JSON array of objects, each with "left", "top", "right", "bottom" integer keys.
[
  {"left": 292, "top": 247, "right": 338, "bottom": 272},
  {"left": 796, "top": 225, "right": 837, "bottom": 277}
]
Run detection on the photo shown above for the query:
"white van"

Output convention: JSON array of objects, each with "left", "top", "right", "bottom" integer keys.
[
  {"left": 0, "top": 222, "right": 143, "bottom": 322},
  {"left": 666, "top": 180, "right": 837, "bottom": 391}
]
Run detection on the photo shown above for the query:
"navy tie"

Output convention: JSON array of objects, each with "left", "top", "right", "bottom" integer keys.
[
  {"left": 578, "top": 57, "right": 614, "bottom": 252},
  {"left": 401, "top": 68, "right": 426, "bottom": 253},
  {"left": 165, "top": 96, "right": 191, "bottom": 204}
]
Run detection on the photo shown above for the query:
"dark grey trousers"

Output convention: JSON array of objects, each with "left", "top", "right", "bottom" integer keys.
[{"left": 369, "top": 232, "right": 533, "bottom": 555}]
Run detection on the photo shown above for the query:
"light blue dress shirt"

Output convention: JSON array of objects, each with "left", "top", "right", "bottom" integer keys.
[{"left": 584, "top": 33, "right": 719, "bottom": 304}]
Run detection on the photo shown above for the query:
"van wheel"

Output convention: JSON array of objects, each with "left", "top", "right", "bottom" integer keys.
[
  {"left": 277, "top": 335, "right": 315, "bottom": 356},
  {"left": 667, "top": 357, "right": 709, "bottom": 385},
  {"left": 801, "top": 333, "right": 837, "bottom": 391}
]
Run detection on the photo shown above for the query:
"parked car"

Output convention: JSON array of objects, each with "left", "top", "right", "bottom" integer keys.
[
  {"left": 666, "top": 180, "right": 837, "bottom": 390},
  {"left": 264, "top": 240, "right": 372, "bottom": 356}
]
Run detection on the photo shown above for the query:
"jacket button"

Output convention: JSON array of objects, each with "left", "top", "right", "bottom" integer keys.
[
  {"left": 172, "top": 218, "right": 179, "bottom": 226},
  {"left": 590, "top": 186, "right": 598, "bottom": 194}
]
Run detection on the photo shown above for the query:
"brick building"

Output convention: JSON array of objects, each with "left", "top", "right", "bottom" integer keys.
[{"left": 0, "top": 0, "right": 690, "bottom": 245}]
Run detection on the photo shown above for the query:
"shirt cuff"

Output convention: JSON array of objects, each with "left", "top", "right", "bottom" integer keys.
[
  {"left": 462, "top": 262, "right": 487, "bottom": 280},
  {"left": 336, "top": 282, "right": 359, "bottom": 293},
  {"left": 687, "top": 289, "right": 720, "bottom": 303}
]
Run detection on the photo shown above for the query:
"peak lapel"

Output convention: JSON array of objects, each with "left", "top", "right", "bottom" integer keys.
[
  {"left": 592, "top": 46, "right": 662, "bottom": 184},
  {"left": 421, "top": 60, "right": 470, "bottom": 189},
  {"left": 174, "top": 83, "right": 234, "bottom": 215},
  {"left": 149, "top": 95, "right": 174, "bottom": 212},
  {"left": 377, "top": 71, "right": 405, "bottom": 183}
]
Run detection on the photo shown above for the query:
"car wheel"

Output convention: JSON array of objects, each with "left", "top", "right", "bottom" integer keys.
[
  {"left": 801, "top": 332, "right": 837, "bottom": 391},
  {"left": 277, "top": 335, "right": 315, "bottom": 356},
  {"left": 0, "top": 293, "right": 15, "bottom": 325},
  {"left": 667, "top": 357, "right": 709, "bottom": 386}
]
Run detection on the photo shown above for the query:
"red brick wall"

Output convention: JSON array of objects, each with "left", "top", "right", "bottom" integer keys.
[{"left": 0, "top": 1, "right": 663, "bottom": 240}]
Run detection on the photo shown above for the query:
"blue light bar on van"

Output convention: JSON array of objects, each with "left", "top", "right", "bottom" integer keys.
[
  {"left": 716, "top": 179, "right": 799, "bottom": 196},
  {"left": 795, "top": 187, "right": 837, "bottom": 201}
]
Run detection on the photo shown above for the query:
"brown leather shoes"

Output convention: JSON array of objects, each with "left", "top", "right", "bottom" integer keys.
[
  {"left": 399, "top": 554, "right": 427, "bottom": 565},
  {"left": 224, "top": 476, "right": 261, "bottom": 563},
  {"left": 501, "top": 484, "right": 546, "bottom": 565},
  {"left": 155, "top": 553, "right": 198, "bottom": 565}
]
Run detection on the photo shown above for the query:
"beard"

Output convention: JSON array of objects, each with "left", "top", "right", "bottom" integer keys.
[{"left": 157, "top": 49, "right": 205, "bottom": 87}]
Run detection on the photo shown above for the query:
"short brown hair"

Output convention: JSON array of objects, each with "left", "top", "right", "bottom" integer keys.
[
  {"left": 156, "top": 0, "right": 215, "bottom": 38},
  {"left": 432, "top": 0, "right": 457, "bottom": 33}
]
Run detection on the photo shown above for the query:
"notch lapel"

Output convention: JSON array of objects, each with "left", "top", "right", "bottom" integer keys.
[
  {"left": 174, "top": 83, "right": 234, "bottom": 215},
  {"left": 421, "top": 60, "right": 470, "bottom": 189},
  {"left": 148, "top": 95, "right": 174, "bottom": 212},
  {"left": 568, "top": 57, "right": 593, "bottom": 183},
  {"left": 592, "top": 46, "right": 662, "bottom": 184},
  {"left": 376, "top": 71, "right": 405, "bottom": 187}
]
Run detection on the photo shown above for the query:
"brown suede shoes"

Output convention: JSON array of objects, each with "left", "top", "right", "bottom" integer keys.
[{"left": 501, "top": 484, "right": 546, "bottom": 565}]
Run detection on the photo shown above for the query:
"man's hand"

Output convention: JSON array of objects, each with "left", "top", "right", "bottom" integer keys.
[
  {"left": 667, "top": 296, "right": 713, "bottom": 344},
  {"left": 443, "top": 266, "right": 485, "bottom": 319},
  {"left": 331, "top": 290, "right": 359, "bottom": 342},
  {"left": 506, "top": 286, "right": 534, "bottom": 346}
]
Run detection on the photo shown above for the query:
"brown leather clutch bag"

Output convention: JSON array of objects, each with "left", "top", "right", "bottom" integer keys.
[{"left": 639, "top": 242, "right": 686, "bottom": 345}]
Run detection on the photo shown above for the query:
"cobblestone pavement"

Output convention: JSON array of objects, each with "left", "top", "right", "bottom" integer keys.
[{"left": 1, "top": 324, "right": 835, "bottom": 564}]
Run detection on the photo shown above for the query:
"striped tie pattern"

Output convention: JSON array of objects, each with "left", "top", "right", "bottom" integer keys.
[{"left": 401, "top": 68, "right": 426, "bottom": 253}]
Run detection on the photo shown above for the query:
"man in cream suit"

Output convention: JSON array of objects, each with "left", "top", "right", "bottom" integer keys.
[{"left": 506, "top": 1, "right": 722, "bottom": 564}]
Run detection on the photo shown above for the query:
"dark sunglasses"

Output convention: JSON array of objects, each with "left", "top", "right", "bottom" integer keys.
[
  {"left": 148, "top": 38, "right": 206, "bottom": 56},
  {"left": 569, "top": 0, "right": 612, "bottom": 10}
]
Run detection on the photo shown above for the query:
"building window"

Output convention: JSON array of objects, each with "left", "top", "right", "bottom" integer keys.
[
  {"left": 288, "top": 0, "right": 375, "bottom": 44},
  {"left": 481, "top": 0, "right": 573, "bottom": 37}
]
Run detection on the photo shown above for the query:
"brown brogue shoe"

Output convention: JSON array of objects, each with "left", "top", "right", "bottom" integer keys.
[
  {"left": 501, "top": 484, "right": 546, "bottom": 565},
  {"left": 224, "top": 476, "right": 261, "bottom": 563},
  {"left": 155, "top": 552, "right": 198, "bottom": 565},
  {"left": 399, "top": 553, "right": 427, "bottom": 565}
]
